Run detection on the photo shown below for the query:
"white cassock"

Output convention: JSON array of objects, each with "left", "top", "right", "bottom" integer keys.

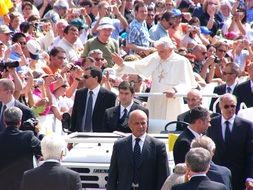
[{"left": 114, "top": 51, "right": 198, "bottom": 121}]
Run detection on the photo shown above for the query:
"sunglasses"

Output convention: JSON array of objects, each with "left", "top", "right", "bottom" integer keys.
[
  {"left": 19, "top": 41, "right": 27, "bottom": 45},
  {"left": 217, "top": 49, "right": 226, "bottom": 53},
  {"left": 223, "top": 72, "right": 235, "bottom": 75},
  {"left": 83, "top": 75, "right": 92, "bottom": 79},
  {"left": 95, "top": 58, "right": 104, "bottom": 61},
  {"left": 224, "top": 105, "right": 236, "bottom": 109}
]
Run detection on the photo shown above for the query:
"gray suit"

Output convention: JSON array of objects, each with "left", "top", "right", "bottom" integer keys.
[{"left": 106, "top": 135, "right": 169, "bottom": 190}]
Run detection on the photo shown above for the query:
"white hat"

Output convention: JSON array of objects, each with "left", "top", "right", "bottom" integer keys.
[
  {"left": 54, "top": 0, "right": 69, "bottom": 9},
  {"left": 26, "top": 40, "right": 42, "bottom": 60},
  {"left": 154, "top": 36, "right": 176, "bottom": 49},
  {"left": 97, "top": 17, "right": 115, "bottom": 31}
]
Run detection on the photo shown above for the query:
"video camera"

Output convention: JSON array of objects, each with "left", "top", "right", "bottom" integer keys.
[{"left": 0, "top": 61, "right": 19, "bottom": 72}]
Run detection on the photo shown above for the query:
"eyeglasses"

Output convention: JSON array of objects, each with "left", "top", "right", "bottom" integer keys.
[
  {"left": 56, "top": 56, "right": 66, "bottom": 60},
  {"left": 223, "top": 72, "right": 235, "bottom": 75},
  {"left": 95, "top": 58, "right": 104, "bottom": 61},
  {"left": 217, "top": 49, "right": 226, "bottom": 53},
  {"left": 19, "top": 41, "right": 26, "bottom": 45},
  {"left": 83, "top": 75, "right": 92, "bottom": 79},
  {"left": 208, "top": 2, "right": 218, "bottom": 5},
  {"left": 224, "top": 105, "right": 236, "bottom": 109},
  {"left": 148, "top": 14, "right": 155, "bottom": 17}
]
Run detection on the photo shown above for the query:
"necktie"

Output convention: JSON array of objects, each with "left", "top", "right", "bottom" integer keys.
[
  {"left": 225, "top": 120, "right": 231, "bottom": 143},
  {"left": 0, "top": 104, "right": 6, "bottom": 131},
  {"left": 133, "top": 138, "right": 141, "bottom": 184},
  {"left": 119, "top": 108, "right": 127, "bottom": 124},
  {"left": 227, "top": 86, "right": 232, "bottom": 93},
  {"left": 84, "top": 91, "right": 93, "bottom": 132}
]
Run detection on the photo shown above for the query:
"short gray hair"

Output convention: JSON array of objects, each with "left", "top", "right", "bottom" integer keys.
[
  {"left": 186, "top": 147, "right": 211, "bottom": 173},
  {"left": 4, "top": 107, "right": 22, "bottom": 126},
  {"left": 191, "top": 136, "right": 216, "bottom": 154},
  {"left": 0, "top": 78, "right": 15, "bottom": 92},
  {"left": 88, "top": 49, "right": 103, "bottom": 56},
  {"left": 41, "top": 135, "right": 66, "bottom": 160}
]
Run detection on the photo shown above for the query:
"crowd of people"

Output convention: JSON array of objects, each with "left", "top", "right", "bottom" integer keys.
[{"left": 1, "top": 0, "right": 253, "bottom": 189}]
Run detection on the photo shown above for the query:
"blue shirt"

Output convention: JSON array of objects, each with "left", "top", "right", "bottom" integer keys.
[
  {"left": 127, "top": 18, "right": 150, "bottom": 48},
  {"left": 149, "top": 22, "right": 168, "bottom": 41}
]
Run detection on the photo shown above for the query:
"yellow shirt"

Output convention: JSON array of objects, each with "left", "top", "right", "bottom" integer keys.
[{"left": 0, "top": 0, "right": 13, "bottom": 16}]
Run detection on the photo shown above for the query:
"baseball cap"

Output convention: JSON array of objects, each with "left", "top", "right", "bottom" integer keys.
[
  {"left": 26, "top": 40, "right": 42, "bottom": 60},
  {"left": 97, "top": 17, "right": 115, "bottom": 31},
  {"left": 171, "top": 8, "right": 182, "bottom": 17},
  {"left": 0, "top": 25, "right": 13, "bottom": 34},
  {"left": 69, "top": 18, "right": 88, "bottom": 30},
  {"left": 200, "top": 26, "right": 212, "bottom": 35}
]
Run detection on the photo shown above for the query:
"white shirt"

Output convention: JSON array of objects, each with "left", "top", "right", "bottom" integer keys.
[
  {"left": 132, "top": 133, "right": 146, "bottom": 152},
  {"left": 187, "top": 126, "right": 201, "bottom": 138},
  {"left": 5, "top": 97, "right": 15, "bottom": 108},
  {"left": 221, "top": 115, "right": 235, "bottom": 140},
  {"left": 250, "top": 80, "right": 253, "bottom": 92},
  {"left": 120, "top": 101, "right": 134, "bottom": 118},
  {"left": 226, "top": 81, "right": 237, "bottom": 93}
]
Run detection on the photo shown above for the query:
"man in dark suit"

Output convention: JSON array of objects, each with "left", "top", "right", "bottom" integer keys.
[
  {"left": 0, "top": 78, "right": 35, "bottom": 131},
  {"left": 191, "top": 136, "right": 232, "bottom": 190},
  {"left": 20, "top": 135, "right": 82, "bottom": 190},
  {"left": 176, "top": 89, "right": 202, "bottom": 131},
  {"left": 106, "top": 110, "right": 169, "bottom": 190},
  {"left": 0, "top": 107, "right": 42, "bottom": 190},
  {"left": 171, "top": 148, "right": 226, "bottom": 190},
  {"left": 173, "top": 106, "right": 210, "bottom": 165},
  {"left": 70, "top": 66, "right": 117, "bottom": 132},
  {"left": 103, "top": 81, "right": 149, "bottom": 133},
  {"left": 233, "top": 63, "right": 253, "bottom": 112},
  {"left": 207, "top": 93, "right": 253, "bottom": 190},
  {"left": 209, "top": 63, "right": 239, "bottom": 113}
]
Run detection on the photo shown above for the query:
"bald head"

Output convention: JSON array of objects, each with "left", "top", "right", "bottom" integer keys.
[
  {"left": 128, "top": 110, "right": 148, "bottom": 137},
  {"left": 219, "top": 93, "right": 237, "bottom": 120},
  {"left": 186, "top": 89, "right": 202, "bottom": 109},
  {"left": 192, "top": 44, "right": 207, "bottom": 61}
]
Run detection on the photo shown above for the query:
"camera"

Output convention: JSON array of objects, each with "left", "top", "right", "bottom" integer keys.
[
  {"left": 20, "top": 118, "right": 38, "bottom": 132},
  {"left": 34, "top": 78, "right": 44, "bottom": 86},
  {"left": 214, "top": 56, "right": 220, "bottom": 64},
  {"left": 0, "top": 61, "right": 19, "bottom": 72},
  {"left": 70, "top": 64, "right": 78, "bottom": 71}
]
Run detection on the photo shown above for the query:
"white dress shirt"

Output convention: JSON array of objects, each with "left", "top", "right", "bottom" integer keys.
[
  {"left": 132, "top": 133, "right": 146, "bottom": 153},
  {"left": 221, "top": 115, "right": 235, "bottom": 140}
]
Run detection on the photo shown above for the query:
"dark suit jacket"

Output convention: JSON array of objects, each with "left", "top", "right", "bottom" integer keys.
[
  {"left": 208, "top": 115, "right": 253, "bottom": 190},
  {"left": 209, "top": 84, "right": 227, "bottom": 113},
  {"left": 207, "top": 161, "right": 232, "bottom": 190},
  {"left": 176, "top": 110, "right": 191, "bottom": 131},
  {"left": 103, "top": 103, "right": 149, "bottom": 133},
  {"left": 20, "top": 162, "right": 82, "bottom": 190},
  {"left": 106, "top": 135, "right": 169, "bottom": 190},
  {"left": 0, "top": 100, "right": 35, "bottom": 131},
  {"left": 176, "top": 111, "right": 220, "bottom": 131},
  {"left": 171, "top": 176, "right": 226, "bottom": 190},
  {"left": 233, "top": 80, "right": 253, "bottom": 112},
  {"left": 173, "top": 127, "right": 195, "bottom": 165},
  {"left": 70, "top": 87, "right": 117, "bottom": 132},
  {"left": 0, "top": 127, "right": 41, "bottom": 190}
]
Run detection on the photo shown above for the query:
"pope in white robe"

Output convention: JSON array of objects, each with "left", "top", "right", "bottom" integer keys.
[{"left": 113, "top": 37, "right": 198, "bottom": 121}]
